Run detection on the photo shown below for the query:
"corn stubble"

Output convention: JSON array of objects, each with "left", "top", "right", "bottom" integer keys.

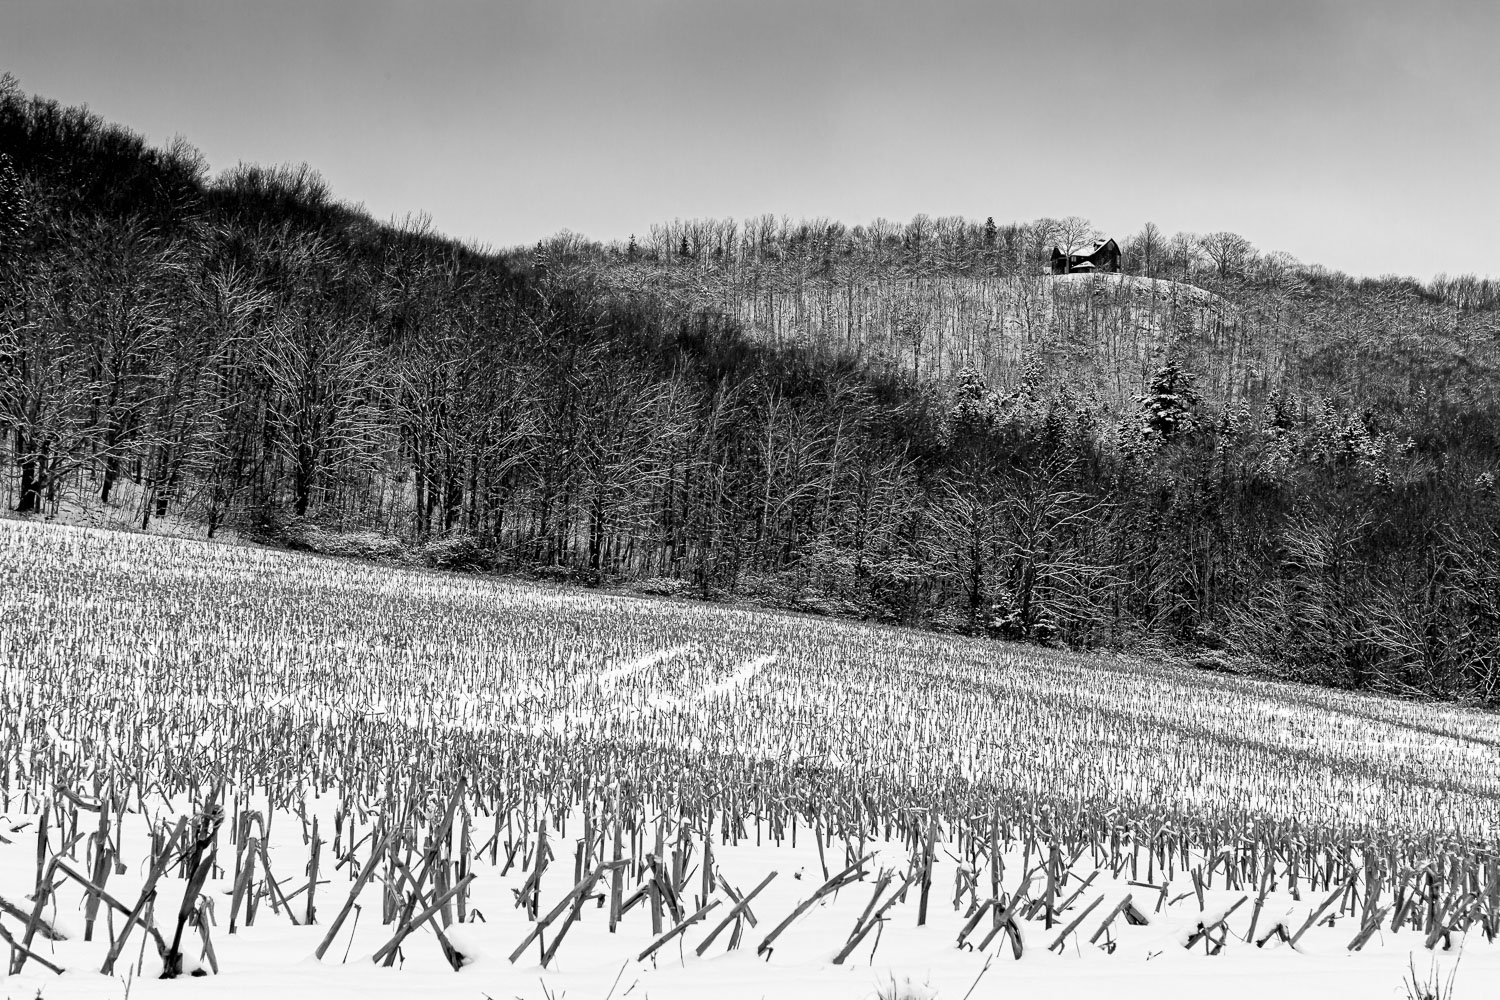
[{"left": 0, "top": 518, "right": 1497, "bottom": 979}]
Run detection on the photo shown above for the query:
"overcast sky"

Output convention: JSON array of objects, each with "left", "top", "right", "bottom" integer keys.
[{"left": 4, "top": 0, "right": 1497, "bottom": 279}]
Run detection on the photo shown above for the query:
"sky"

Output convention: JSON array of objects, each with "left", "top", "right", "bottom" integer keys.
[{"left": 3, "top": 0, "right": 1497, "bottom": 280}]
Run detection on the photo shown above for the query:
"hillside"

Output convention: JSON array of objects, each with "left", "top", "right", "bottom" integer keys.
[
  {"left": 545, "top": 220, "right": 1500, "bottom": 421},
  {"left": 589, "top": 259, "right": 1237, "bottom": 407},
  {"left": 5, "top": 78, "right": 1500, "bottom": 704},
  {"left": 3, "top": 518, "right": 1498, "bottom": 998}
]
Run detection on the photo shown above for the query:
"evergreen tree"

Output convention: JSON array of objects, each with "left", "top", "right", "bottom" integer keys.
[
  {"left": 1138, "top": 362, "right": 1202, "bottom": 442},
  {"left": 948, "top": 367, "right": 1002, "bottom": 438}
]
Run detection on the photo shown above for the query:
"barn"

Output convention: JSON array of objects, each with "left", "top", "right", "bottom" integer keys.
[{"left": 1050, "top": 238, "right": 1121, "bottom": 274}]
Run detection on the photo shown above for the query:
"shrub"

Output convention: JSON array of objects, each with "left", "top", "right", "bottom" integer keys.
[
  {"left": 417, "top": 534, "right": 496, "bottom": 571},
  {"left": 527, "top": 563, "right": 577, "bottom": 584},
  {"left": 626, "top": 576, "right": 690, "bottom": 598}
]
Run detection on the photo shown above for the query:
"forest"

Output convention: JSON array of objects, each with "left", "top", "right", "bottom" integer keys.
[{"left": 5, "top": 73, "right": 1500, "bottom": 704}]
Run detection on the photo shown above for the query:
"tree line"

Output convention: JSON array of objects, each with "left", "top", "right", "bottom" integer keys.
[{"left": 4, "top": 75, "right": 1500, "bottom": 705}]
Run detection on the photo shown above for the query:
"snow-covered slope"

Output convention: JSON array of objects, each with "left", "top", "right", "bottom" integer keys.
[{"left": 1, "top": 518, "right": 1495, "bottom": 1000}]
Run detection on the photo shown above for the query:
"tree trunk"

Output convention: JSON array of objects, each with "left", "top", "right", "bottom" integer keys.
[
  {"left": 16, "top": 428, "right": 40, "bottom": 514},
  {"left": 294, "top": 439, "right": 316, "bottom": 517},
  {"left": 101, "top": 454, "right": 120, "bottom": 504}
]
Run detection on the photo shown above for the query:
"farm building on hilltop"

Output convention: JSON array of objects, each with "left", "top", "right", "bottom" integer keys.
[{"left": 1050, "top": 238, "right": 1121, "bottom": 274}]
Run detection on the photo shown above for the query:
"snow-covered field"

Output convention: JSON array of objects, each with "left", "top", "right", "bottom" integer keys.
[
  {"left": 1, "top": 518, "right": 1496, "bottom": 1000},
  {"left": 1047, "top": 271, "right": 1222, "bottom": 301}
]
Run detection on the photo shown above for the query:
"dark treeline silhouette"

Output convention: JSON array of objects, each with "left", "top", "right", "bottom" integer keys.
[{"left": 5, "top": 75, "right": 1500, "bottom": 705}]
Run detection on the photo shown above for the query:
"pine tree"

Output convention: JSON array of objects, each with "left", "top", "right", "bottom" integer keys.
[
  {"left": 949, "top": 367, "right": 1002, "bottom": 437},
  {"left": 1138, "top": 362, "right": 1202, "bottom": 442},
  {"left": 626, "top": 233, "right": 639, "bottom": 259},
  {"left": 983, "top": 216, "right": 997, "bottom": 248}
]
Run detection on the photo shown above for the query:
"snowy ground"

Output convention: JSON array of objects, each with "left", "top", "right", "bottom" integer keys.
[
  {"left": 1047, "top": 271, "right": 1228, "bottom": 308},
  {"left": 2, "top": 825, "right": 1493, "bottom": 1000},
  {"left": 0, "top": 477, "right": 248, "bottom": 546},
  {"left": 1, "top": 518, "right": 1496, "bottom": 1000},
  {"left": 0, "top": 798, "right": 1494, "bottom": 1000}
]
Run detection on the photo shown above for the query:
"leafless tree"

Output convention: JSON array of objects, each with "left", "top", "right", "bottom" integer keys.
[
  {"left": 1127, "top": 221, "right": 1164, "bottom": 277},
  {"left": 1048, "top": 216, "right": 1100, "bottom": 274},
  {"left": 1198, "top": 231, "right": 1256, "bottom": 279}
]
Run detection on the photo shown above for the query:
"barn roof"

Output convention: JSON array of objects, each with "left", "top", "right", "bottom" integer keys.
[
  {"left": 1054, "top": 238, "right": 1116, "bottom": 256},
  {"left": 1051, "top": 238, "right": 1120, "bottom": 263}
]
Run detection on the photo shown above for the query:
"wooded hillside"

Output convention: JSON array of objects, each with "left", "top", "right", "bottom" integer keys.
[{"left": 5, "top": 75, "right": 1500, "bottom": 704}]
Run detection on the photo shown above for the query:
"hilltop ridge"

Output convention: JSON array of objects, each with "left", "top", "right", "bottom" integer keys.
[{"left": 526, "top": 217, "right": 1499, "bottom": 419}]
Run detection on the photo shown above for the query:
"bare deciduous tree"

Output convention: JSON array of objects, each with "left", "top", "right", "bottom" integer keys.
[
  {"left": 1128, "top": 221, "right": 1164, "bottom": 277},
  {"left": 1048, "top": 216, "right": 1101, "bottom": 274},
  {"left": 1198, "top": 231, "right": 1256, "bottom": 279}
]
